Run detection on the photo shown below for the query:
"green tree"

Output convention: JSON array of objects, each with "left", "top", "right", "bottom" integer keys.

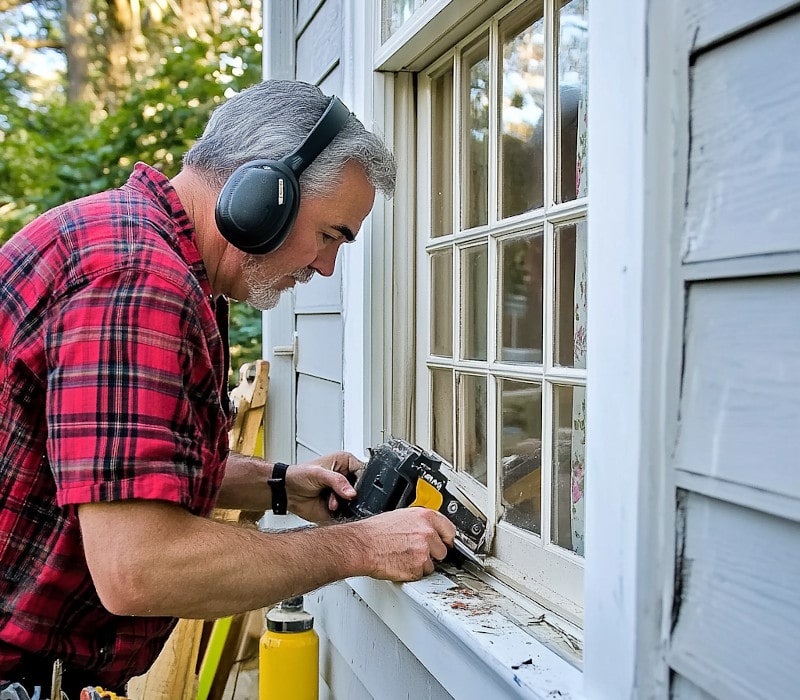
[{"left": 0, "top": 0, "right": 264, "bottom": 379}]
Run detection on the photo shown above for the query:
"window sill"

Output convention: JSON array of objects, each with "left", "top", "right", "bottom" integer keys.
[{"left": 346, "top": 566, "right": 584, "bottom": 700}]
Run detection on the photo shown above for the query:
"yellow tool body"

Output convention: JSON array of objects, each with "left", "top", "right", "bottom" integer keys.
[
  {"left": 259, "top": 597, "right": 319, "bottom": 700},
  {"left": 409, "top": 478, "right": 444, "bottom": 510}
]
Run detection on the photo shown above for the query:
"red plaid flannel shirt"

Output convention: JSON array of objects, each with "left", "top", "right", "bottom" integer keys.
[{"left": 0, "top": 163, "right": 231, "bottom": 688}]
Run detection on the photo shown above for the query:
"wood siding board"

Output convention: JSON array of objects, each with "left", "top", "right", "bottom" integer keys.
[
  {"left": 297, "top": 0, "right": 325, "bottom": 36},
  {"left": 671, "top": 673, "right": 721, "bottom": 700},
  {"left": 307, "top": 583, "right": 453, "bottom": 700},
  {"left": 682, "top": 253, "right": 800, "bottom": 281},
  {"left": 686, "top": 0, "right": 800, "bottom": 52},
  {"left": 670, "top": 493, "right": 800, "bottom": 700},
  {"left": 295, "top": 266, "right": 343, "bottom": 313},
  {"left": 296, "top": 0, "right": 342, "bottom": 85},
  {"left": 296, "top": 314, "right": 343, "bottom": 381},
  {"left": 295, "top": 373, "right": 343, "bottom": 454},
  {"left": 684, "top": 12, "right": 800, "bottom": 264},
  {"left": 673, "top": 277, "right": 800, "bottom": 500}
]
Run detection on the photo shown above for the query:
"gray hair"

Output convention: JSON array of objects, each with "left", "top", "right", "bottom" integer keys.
[{"left": 183, "top": 80, "right": 396, "bottom": 197}]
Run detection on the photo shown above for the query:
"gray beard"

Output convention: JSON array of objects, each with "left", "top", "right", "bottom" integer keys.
[{"left": 241, "top": 255, "right": 315, "bottom": 311}]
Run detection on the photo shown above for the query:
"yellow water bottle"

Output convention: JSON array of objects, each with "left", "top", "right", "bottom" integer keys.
[{"left": 259, "top": 596, "right": 319, "bottom": 700}]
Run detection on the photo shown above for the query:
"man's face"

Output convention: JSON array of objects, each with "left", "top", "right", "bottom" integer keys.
[{"left": 237, "top": 161, "right": 376, "bottom": 310}]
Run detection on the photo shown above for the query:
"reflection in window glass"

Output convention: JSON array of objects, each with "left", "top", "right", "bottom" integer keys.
[
  {"left": 381, "top": 0, "right": 427, "bottom": 43},
  {"left": 431, "top": 68, "right": 454, "bottom": 237},
  {"left": 551, "top": 384, "right": 586, "bottom": 555},
  {"left": 554, "top": 221, "right": 587, "bottom": 368},
  {"left": 558, "top": 0, "right": 589, "bottom": 202},
  {"left": 461, "top": 244, "right": 488, "bottom": 361},
  {"left": 499, "top": 233, "right": 544, "bottom": 364},
  {"left": 431, "top": 367, "right": 454, "bottom": 465},
  {"left": 500, "top": 6, "right": 545, "bottom": 218},
  {"left": 457, "top": 373, "right": 487, "bottom": 485},
  {"left": 500, "top": 379, "right": 543, "bottom": 534},
  {"left": 461, "top": 36, "right": 490, "bottom": 230},
  {"left": 430, "top": 250, "right": 453, "bottom": 356}
]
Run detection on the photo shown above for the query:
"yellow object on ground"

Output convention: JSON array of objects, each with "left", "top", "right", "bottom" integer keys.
[{"left": 259, "top": 598, "right": 318, "bottom": 700}]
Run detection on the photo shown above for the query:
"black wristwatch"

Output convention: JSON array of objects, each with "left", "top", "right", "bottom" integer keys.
[{"left": 268, "top": 462, "right": 289, "bottom": 515}]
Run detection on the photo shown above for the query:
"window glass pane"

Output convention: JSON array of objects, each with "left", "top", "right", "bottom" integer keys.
[
  {"left": 461, "top": 244, "right": 488, "bottom": 361},
  {"left": 499, "top": 232, "right": 544, "bottom": 364},
  {"left": 431, "top": 67, "right": 454, "bottom": 238},
  {"left": 557, "top": 0, "right": 589, "bottom": 202},
  {"left": 461, "top": 36, "right": 490, "bottom": 230},
  {"left": 500, "top": 379, "right": 542, "bottom": 534},
  {"left": 430, "top": 249, "right": 453, "bottom": 356},
  {"left": 381, "top": 0, "right": 426, "bottom": 42},
  {"left": 457, "top": 373, "right": 487, "bottom": 485},
  {"left": 500, "top": 6, "right": 545, "bottom": 218},
  {"left": 431, "top": 367, "right": 454, "bottom": 464},
  {"left": 554, "top": 220, "right": 587, "bottom": 368},
  {"left": 551, "top": 384, "right": 586, "bottom": 555}
]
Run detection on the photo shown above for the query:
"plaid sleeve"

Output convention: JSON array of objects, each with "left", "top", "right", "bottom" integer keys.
[{"left": 45, "top": 268, "right": 225, "bottom": 509}]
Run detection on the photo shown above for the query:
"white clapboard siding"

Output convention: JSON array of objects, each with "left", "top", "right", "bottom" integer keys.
[
  {"left": 297, "top": 0, "right": 324, "bottom": 33},
  {"left": 670, "top": 492, "right": 800, "bottom": 700},
  {"left": 687, "top": 0, "right": 799, "bottom": 49},
  {"left": 673, "top": 277, "right": 800, "bottom": 508},
  {"left": 295, "top": 264, "right": 343, "bottom": 313},
  {"left": 683, "top": 11, "right": 800, "bottom": 265},
  {"left": 306, "top": 583, "right": 453, "bottom": 700},
  {"left": 296, "top": 0, "right": 342, "bottom": 83},
  {"left": 296, "top": 314, "right": 343, "bottom": 382},
  {"left": 296, "top": 373, "right": 343, "bottom": 455},
  {"left": 671, "top": 674, "right": 717, "bottom": 700}
]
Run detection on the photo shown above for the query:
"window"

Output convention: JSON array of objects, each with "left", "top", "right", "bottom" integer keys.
[{"left": 415, "top": 0, "right": 588, "bottom": 619}]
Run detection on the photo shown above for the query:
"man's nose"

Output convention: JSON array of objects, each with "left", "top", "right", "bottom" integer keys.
[{"left": 311, "top": 246, "right": 339, "bottom": 277}]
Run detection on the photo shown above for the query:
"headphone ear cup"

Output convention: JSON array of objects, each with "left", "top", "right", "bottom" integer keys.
[{"left": 215, "top": 159, "right": 300, "bottom": 254}]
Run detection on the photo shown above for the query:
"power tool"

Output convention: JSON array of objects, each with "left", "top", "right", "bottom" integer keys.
[{"left": 335, "top": 438, "right": 486, "bottom": 567}]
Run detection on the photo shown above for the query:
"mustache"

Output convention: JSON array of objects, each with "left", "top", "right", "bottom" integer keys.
[{"left": 292, "top": 267, "right": 315, "bottom": 284}]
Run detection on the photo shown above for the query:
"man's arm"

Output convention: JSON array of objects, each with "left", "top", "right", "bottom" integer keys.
[
  {"left": 78, "top": 499, "right": 454, "bottom": 620},
  {"left": 215, "top": 451, "right": 362, "bottom": 521}
]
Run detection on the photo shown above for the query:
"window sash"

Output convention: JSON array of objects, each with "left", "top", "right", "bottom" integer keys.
[{"left": 415, "top": 0, "right": 588, "bottom": 618}]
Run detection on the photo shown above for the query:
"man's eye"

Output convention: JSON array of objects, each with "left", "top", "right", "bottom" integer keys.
[{"left": 322, "top": 232, "right": 338, "bottom": 242}]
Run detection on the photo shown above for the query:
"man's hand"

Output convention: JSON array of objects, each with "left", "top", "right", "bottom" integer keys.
[
  {"left": 355, "top": 508, "right": 457, "bottom": 581},
  {"left": 285, "top": 451, "right": 363, "bottom": 522}
]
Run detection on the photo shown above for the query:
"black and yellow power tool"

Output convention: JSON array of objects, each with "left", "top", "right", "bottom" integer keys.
[{"left": 335, "top": 438, "right": 486, "bottom": 567}]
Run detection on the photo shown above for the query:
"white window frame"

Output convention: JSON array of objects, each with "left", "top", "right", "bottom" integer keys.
[
  {"left": 412, "top": 0, "right": 587, "bottom": 623},
  {"left": 369, "top": 0, "right": 679, "bottom": 696}
]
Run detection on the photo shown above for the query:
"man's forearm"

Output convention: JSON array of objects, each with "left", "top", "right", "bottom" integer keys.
[{"left": 214, "top": 451, "right": 273, "bottom": 510}]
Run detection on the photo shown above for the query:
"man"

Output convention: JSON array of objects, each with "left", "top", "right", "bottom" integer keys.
[{"left": 0, "top": 80, "right": 455, "bottom": 696}]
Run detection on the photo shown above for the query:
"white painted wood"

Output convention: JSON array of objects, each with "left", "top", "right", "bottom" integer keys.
[
  {"left": 374, "top": 0, "right": 509, "bottom": 72},
  {"left": 674, "top": 277, "right": 800, "bottom": 501},
  {"left": 670, "top": 492, "right": 800, "bottom": 700},
  {"left": 263, "top": 293, "right": 298, "bottom": 464},
  {"left": 686, "top": 0, "right": 799, "bottom": 51},
  {"left": 296, "top": 0, "right": 342, "bottom": 84},
  {"left": 295, "top": 314, "right": 343, "bottom": 382},
  {"left": 296, "top": 373, "right": 343, "bottom": 454},
  {"left": 307, "top": 582, "right": 453, "bottom": 700},
  {"left": 348, "top": 575, "right": 583, "bottom": 700},
  {"left": 295, "top": 442, "right": 321, "bottom": 463},
  {"left": 263, "top": 0, "right": 295, "bottom": 79},
  {"left": 583, "top": 0, "right": 684, "bottom": 697},
  {"left": 684, "top": 13, "right": 800, "bottom": 264},
  {"left": 295, "top": 265, "right": 342, "bottom": 313},
  {"left": 671, "top": 673, "right": 717, "bottom": 700},
  {"left": 297, "top": 0, "right": 324, "bottom": 34}
]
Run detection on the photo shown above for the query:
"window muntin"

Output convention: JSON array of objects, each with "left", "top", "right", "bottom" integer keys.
[{"left": 418, "top": 0, "right": 589, "bottom": 616}]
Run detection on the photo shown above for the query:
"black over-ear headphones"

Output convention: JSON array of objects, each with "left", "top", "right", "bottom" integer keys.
[{"left": 215, "top": 95, "right": 351, "bottom": 255}]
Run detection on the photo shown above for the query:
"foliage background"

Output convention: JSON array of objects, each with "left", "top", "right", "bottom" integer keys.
[{"left": 0, "top": 0, "right": 264, "bottom": 384}]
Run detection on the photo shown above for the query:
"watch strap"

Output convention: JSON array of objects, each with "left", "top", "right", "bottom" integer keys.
[{"left": 268, "top": 462, "right": 289, "bottom": 515}]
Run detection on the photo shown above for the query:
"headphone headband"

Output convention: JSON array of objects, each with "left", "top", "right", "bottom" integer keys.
[{"left": 283, "top": 96, "right": 351, "bottom": 175}]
